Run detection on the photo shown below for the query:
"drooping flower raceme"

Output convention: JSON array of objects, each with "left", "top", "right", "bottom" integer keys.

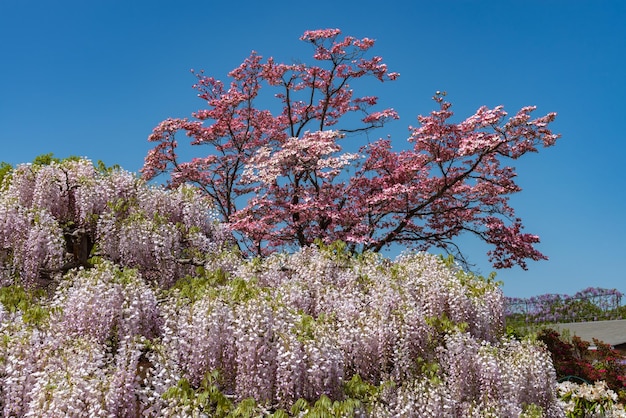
[
  {"left": 135, "top": 247, "right": 564, "bottom": 416},
  {"left": 0, "top": 260, "right": 160, "bottom": 417},
  {"left": 0, "top": 157, "right": 569, "bottom": 416},
  {"left": 0, "top": 159, "right": 230, "bottom": 289}
]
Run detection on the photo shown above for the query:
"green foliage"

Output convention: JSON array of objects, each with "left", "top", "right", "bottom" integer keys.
[
  {"left": 415, "top": 357, "right": 442, "bottom": 385},
  {"left": 439, "top": 254, "right": 503, "bottom": 295},
  {"left": 0, "top": 161, "right": 12, "bottom": 189},
  {"left": 162, "top": 370, "right": 239, "bottom": 417},
  {"left": 31, "top": 153, "right": 81, "bottom": 167},
  {"left": 112, "top": 263, "right": 143, "bottom": 286},
  {"left": 168, "top": 266, "right": 266, "bottom": 311},
  {"left": 229, "top": 276, "right": 261, "bottom": 304},
  {"left": 426, "top": 312, "right": 468, "bottom": 335},
  {"left": 170, "top": 268, "right": 229, "bottom": 303},
  {"left": 313, "top": 239, "right": 360, "bottom": 265},
  {"left": 456, "top": 269, "right": 501, "bottom": 298},
  {"left": 344, "top": 374, "right": 391, "bottom": 405},
  {"left": 229, "top": 398, "right": 259, "bottom": 417},
  {"left": 94, "top": 159, "right": 121, "bottom": 174},
  {"left": 505, "top": 314, "right": 534, "bottom": 339},
  {"left": 520, "top": 403, "right": 546, "bottom": 418},
  {"left": 0, "top": 284, "right": 52, "bottom": 326},
  {"left": 161, "top": 372, "right": 385, "bottom": 417},
  {"left": 293, "top": 312, "right": 316, "bottom": 342},
  {"left": 107, "top": 196, "right": 138, "bottom": 217},
  {"left": 289, "top": 394, "right": 361, "bottom": 418},
  {"left": 614, "top": 304, "right": 626, "bottom": 319},
  {"left": 32, "top": 153, "right": 61, "bottom": 166},
  {"left": 283, "top": 375, "right": 389, "bottom": 418}
]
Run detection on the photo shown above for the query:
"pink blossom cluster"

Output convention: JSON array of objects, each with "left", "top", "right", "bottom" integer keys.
[
  {"left": 241, "top": 130, "right": 358, "bottom": 184},
  {"left": 232, "top": 92, "right": 558, "bottom": 266},
  {"left": 142, "top": 30, "right": 559, "bottom": 270}
]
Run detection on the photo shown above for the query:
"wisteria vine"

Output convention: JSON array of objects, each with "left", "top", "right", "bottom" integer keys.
[
  {"left": 2, "top": 158, "right": 618, "bottom": 417},
  {"left": 0, "top": 159, "right": 230, "bottom": 289}
]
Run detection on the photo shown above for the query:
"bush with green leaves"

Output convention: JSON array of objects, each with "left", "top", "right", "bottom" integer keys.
[{"left": 537, "top": 328, "right": 626, "bottom": 404}]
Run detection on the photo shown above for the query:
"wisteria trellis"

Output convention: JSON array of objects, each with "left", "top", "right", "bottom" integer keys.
[{"left": 0, "top": 158, "right": 568, "bottom": 416}]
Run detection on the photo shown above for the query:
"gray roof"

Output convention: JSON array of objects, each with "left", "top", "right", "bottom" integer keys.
[{"left": 551, "top": 319, "right": 626, "bottom": 347}]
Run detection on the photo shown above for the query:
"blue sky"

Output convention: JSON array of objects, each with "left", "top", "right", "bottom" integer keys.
[{"left": 1, "top": 1, "right": 625, "bottom": 299}]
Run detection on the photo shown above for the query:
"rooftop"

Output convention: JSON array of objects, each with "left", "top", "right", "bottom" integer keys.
[{"left": 551, "top": 319, "right": 626, "bottom": 347}]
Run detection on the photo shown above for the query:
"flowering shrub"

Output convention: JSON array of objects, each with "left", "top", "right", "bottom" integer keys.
[
  {"left": 0, "top": 240, "right": 567, "bottom": 416},
  {"left": 0, "top": 157, "right": 569, "bottom": 416},
  {"left": 0, "top": 261, "right": 157, "bottom": 417},
  {"left": 0, "top": 158, "right": 230, "bottom": 289},
  {"left": 557, "top": 380, "right": 626, "bottom": 418},
  {"left": 537, "top": 328, "right": 626, "bottom": 404}
]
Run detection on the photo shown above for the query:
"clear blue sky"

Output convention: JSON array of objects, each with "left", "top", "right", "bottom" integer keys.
[{"left": 1, "top": 0, "right": 625, "bottom": 299}]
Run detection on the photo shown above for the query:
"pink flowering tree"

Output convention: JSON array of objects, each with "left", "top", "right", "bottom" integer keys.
[{"left": 142, "top": 28, "right": 560, "bottom": 269}]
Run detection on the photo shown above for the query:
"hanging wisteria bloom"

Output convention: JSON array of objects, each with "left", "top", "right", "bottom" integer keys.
[
  {"left": 0, "top": 158, "right": 231, "bottom": 289},
  {"left": 1, "top": 157, "right": 616, "bottom": 417}
]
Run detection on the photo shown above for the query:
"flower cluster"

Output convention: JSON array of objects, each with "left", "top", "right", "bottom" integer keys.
[
  {"left": 0, "top": 159, "right": 230, "bottom": 289},
  {"left": 0, "top": 261, "right": 158, "bottom": 417},
  {"left": 557, "top": 380, "right": 626, "bottom": 418},
  {"left": 51, "top": 261, "right": 161, "bottom": 344},
  {"left": 537, "top": 328, "right": 626, "bottom": 404},
  {"left": 0, "top": 158, "right": 566, "bottom": 416},
  {"left": 136, "top": 247, "right": 563, "bottom": 416},
  {"left": 142, "top": 29, "right": 559, "bottom": 269},
  {"left": 0, "top": 241, "right": 567, "bottom": 416}
]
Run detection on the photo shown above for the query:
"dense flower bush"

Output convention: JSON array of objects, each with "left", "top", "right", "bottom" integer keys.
[
  {"left": 537, "top": 328, "right": 626, "bottom": 404},
  {"left": 0, "top": 158, "right": 578, "bottom": 416},
  {"left": 557, "top": 380, "right": 626, "bottom": 418},
  {"left": 0, "top": 220, "right": 566, "bottom": 417},
  {"left": 0, "top": 159, "right": 231, "bottom": 289},
  {"left": 0, "top": 261, "right": 159, "bottom": 416}
]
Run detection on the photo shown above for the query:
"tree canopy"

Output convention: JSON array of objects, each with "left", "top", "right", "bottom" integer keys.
[{"left": 142, "top": 28, "right": 560, "bottom": 269}]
